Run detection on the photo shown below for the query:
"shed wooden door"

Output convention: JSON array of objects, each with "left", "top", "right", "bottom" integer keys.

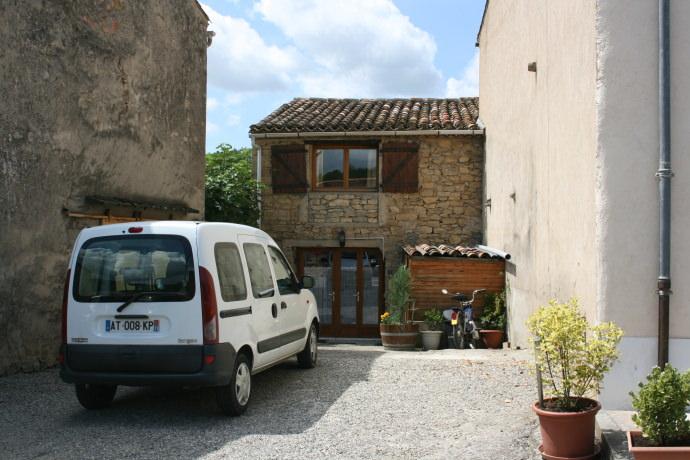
[{"left": 297, "top": 248, "right": 384, "bottom": 338}]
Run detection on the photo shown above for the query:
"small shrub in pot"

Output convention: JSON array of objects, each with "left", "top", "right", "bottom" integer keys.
[
  {"left": 420, "top": 309, "right": 443, "bottom": 350},
  {"left": 478, "top": 291, "right": 506, "bottom": 348},
  {"left": 528, "top": 298, "right": 623, "bottom": 458},
  {"left": 379, "top": 266, "right": 417, "bottom": 350},
  {"left": 627, "top": 365, "right": 690, "bottom": 458}
]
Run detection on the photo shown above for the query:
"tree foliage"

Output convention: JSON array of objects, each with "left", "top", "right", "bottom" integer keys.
[{"left": 205, "top": 144, "right": 262, "bottom": 225}]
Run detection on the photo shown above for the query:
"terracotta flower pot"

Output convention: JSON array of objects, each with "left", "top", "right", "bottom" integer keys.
[
  {"left": 380, "top": 323, "right": 418, "bottom": 350},
  {"left": 627, "top": 431, "right": 690, "bottom": 459},
  {"left": 532, "top": 398, "right": 601, "bottom": 459},
  {"left": 479, "top": 329, "right": 503, "bottom": 349}
]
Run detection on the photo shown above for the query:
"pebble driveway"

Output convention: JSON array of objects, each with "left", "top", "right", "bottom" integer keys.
[{"left": 0, "top": 345, "right": 540, "bottom": 460}]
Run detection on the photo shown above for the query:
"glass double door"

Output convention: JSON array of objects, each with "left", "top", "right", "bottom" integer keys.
[{"left": 297, "top": 248, "right": 384, "bottom": 338}]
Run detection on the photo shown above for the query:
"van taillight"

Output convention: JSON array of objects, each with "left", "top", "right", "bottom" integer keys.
[
  {"left": 61, "top": 269, "right": 70, "bottom": 344},
  {"left": 199, "top": 267, "right": 218, "bottom": 344}
]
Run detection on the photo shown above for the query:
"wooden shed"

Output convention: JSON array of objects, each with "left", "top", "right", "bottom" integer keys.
[{"left": 403, "top": 244, "right": 507, "bottom": 318}]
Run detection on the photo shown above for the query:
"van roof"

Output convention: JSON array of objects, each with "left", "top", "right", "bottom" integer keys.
[{"left": 77, "top": 221, "right": 273, "bottom": 241}]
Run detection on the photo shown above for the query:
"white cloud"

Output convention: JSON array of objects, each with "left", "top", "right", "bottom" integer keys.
[
  {"left": 207, "top": 121, "right": 220, "bottom": 135},
  {"left": 446, "top": 51, "right": 479, "bottom": 97},
  {"left": 207, "top": 97, "right": 219, "bottom": 110},
  {"left": 226, "top": 114, "right": 241, "bottom": 127},
  {"left": 254, "top": 0, "right": 443, "bottom": 97},
  {"left": 201, "top": 3, "right": 299, "bottom": 93}
]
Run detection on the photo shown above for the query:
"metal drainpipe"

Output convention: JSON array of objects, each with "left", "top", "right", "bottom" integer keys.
[{"left": 657, "top": 0, "right": 672, "bottom": 368}]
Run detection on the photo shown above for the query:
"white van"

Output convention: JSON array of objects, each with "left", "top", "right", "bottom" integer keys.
[{"left": 59, "top": 221, "right": 319, "bottom": 415}]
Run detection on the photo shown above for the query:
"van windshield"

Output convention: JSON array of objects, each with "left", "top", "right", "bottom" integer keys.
[{"left": 73, "top": 235, "right": 195, "bottom": 302}]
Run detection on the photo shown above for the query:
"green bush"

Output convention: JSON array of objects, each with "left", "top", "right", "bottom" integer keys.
[
  {"left": 423, "top": 309, "right": 444, "bottom": 331},
  {"left": 630, "top": 365, "right": 690, "bottom": 446},
  {"left": 383, "top": 265, "right": 411, "bottom": 324},
  {"left": 479, "top": 290, "right": 506, "bottom": 330},
  {"left": 527, "top": 298, "right": 623, "bottom": 411}
]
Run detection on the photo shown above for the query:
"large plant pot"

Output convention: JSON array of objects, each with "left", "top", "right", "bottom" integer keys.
[
  {"left": 532, "top": 398, "right": 601, "bottom": 459},
  {"left": 380, "top": 324, "right": 418, "bottom": 350},
  {"left": 420, "top": 330, "right": 442, "bottom": 350},
  {"left": 479, "top": 329, "right": 503, "bottom": 349},
  {"left": 627, "top": 431, "right": 690, "bottom": 460}
]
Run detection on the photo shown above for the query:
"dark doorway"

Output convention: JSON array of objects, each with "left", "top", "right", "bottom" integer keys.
[{"left": 296, "top": 248, "right": 384, "bottom": 338}]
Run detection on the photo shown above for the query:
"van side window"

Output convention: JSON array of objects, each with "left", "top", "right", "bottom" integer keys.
[
  {"left": 243, "top": 243, "right": 275, "bottom": 298},
  {"left": 268, "top": 246, "right": 299, "bottom": 295},
  {"left": 214, "top": 243, "right": 247, "bottom": 302}
]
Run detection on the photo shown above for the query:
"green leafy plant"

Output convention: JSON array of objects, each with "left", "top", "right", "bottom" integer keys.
[
  {"left": 423, "top": 309, "right": 444, "bottom": 331},
  {"left": 630, "top": 365, "right": 690, "bottom": 447},
  {"left": 381, "top": 265, "right": 411, "bottom": 325},
  {"left": 527, "top": 298, "right": 623, "bottom": 412},
  {"left": 479, "top": 290, "right": 506, "bottom": 330},
  {"left": 205, "top": 144, "right": 263, "bottom": 225}
]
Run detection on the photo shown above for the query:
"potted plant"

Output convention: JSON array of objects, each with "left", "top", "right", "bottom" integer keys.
[
  {"left": 528, "top": 298, "right": 623, "bottom": 459},
  {"left": 627, "top": 365, "right": 690, "bottom": 459},
  {"left": 478, "top": 290, "right": 506, "bottom": 349},
  {"left": 420, "top": 309, "right": 444, "bottom": 350},
  {"left": 379, "top": 265, "right": 418, "bottom": 350}
]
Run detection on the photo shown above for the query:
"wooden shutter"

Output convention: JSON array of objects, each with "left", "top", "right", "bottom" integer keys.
[
  {"left": 381, "top": 141, "right": 420, "bottom": 193},
  {"left": 271, "top": 144, "right": 308, "bottom": 193}
]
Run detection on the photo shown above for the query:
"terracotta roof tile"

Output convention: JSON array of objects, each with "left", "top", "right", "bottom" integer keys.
[
  {"left": 402, "top": 244, "right": 505, "bottom": 259},
  {"left": 250, "top": 97, "right": 480, "bottom": 134}
]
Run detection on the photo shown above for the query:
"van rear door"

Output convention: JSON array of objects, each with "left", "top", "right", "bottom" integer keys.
[{"left": 67, "top": 234, "right": 202, "bottom": 351}]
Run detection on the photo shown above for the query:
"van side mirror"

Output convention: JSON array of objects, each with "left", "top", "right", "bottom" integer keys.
[{"left": 300, "top": 275, "right": 314, "bottom": 290}]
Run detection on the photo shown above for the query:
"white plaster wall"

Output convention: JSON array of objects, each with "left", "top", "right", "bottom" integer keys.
[
  {"left": 479, "top": 0, "right": 599, "bottom": 348},
  {"left": 596, "top": 0, "right": 690, "bottom": 341},
  {"left": 596, "top": 0, "right": 690, "bottom": 410}
]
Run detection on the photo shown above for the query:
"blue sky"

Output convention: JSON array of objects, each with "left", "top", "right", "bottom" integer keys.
[{"left": 201, "top": 0, "right": 485, "bottom": 151}]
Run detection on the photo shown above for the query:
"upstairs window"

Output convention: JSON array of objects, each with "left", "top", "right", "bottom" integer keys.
[{"left": 313, "top": 146, "right": 377, "bottom": 190}]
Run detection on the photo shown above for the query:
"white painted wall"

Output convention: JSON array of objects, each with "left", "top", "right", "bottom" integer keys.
[
  {"left": 479, "top": 0, "right": 599, "bottom": 348},
  {"left": 480, "top": 0, "right": 690, "bottom": 409},
  {"left": 596, "top": 0, "right": 690, "bottom": 409}
]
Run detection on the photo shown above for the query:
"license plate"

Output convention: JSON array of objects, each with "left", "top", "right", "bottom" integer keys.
[
  {"left": 451, "top": 319, "right": 458, "bottom": 326},
  {"left": 105, "top": 319, "right": 159, "bottom": 333}
]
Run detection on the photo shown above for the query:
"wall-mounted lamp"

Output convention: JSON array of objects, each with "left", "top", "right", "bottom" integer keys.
[
  {"left": 527, "top": 61, "right": 537, "bottom": 72},
  {"left": 337, "top": 229, "right": 346, "bottom": 247}
]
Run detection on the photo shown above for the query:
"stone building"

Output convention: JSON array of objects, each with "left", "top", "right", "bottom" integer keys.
[
  {"left": 250, "top": 98, "right": 484, "bottom": 338},
  {"left": 0, "top": 1, "right": 209, "bottom": 374}
]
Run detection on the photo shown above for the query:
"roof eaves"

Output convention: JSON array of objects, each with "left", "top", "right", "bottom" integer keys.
[{"left": 475, "top": 0, "right": 490, "bottom": 47}]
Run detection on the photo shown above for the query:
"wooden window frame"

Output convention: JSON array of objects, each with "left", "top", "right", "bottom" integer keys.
[{"left": 311, "top": 144, "right": 379, "bottom": 192}]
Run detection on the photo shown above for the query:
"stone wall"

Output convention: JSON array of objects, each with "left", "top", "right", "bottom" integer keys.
[
  {"left": 256, "top": 135, "right": 484, "bottom": 276},
  {"left": 0, "top": 1, "right": 208, "bottom": 374}
]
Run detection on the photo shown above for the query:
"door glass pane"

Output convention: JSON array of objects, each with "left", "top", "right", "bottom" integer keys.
[
  {"left": 243, "top": 243, "right": 275, "bottom": 298},
  {"left": 315, "top": 149, "right": 344, "bottom": 188},
  {"left": 362, "top": 250, "right": 380, "bottom": 325},
  {"left": 303, "top": 250, "right": 333, "bottom": 325},
  {"left": 340, "top": 251, "right": 357, "bottom": 325},
  {"left": 349, "top": 149, "right": 377, "bottom": 189},
  {"left": 214, "top": 243, "right": 247, "bottom": 302}
]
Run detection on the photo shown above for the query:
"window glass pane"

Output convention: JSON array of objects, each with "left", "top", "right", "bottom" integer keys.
[
  {"left": 362, "top": 250, "right": 380, "bottom": 324},
  {"left": 303, "top": 250, "right": 332, "bottom": 325},
  {"left": 243, "top": 243, "right": 275, "bottom": 298},
  {"left": 349, "top": 149, "right": 377, "bottom": 188},
  {"left": 268, "top": 247, "right": 299, "bottom": 295},
  {"left": 316, "top": 149, "right": 344, "bottom": 188},
  {"left": 340, "top": 251, "right": 357, "bottom": 325},
  {"left": 214, "top": 243, "right": 247, "bottom": 302},
  {"left": 74, "top": 236, "right": 194, "bottom": 302}
]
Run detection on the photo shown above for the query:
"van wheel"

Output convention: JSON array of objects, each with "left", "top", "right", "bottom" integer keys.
[
  {"left": 297, "top": 323, "right": 318, "bottom": 369},
  {"left": 216, "top": 353, "right": 251, "bottom": 416},
  {"left": 75, "top": 384, "right": 117, "bottom": 410}
]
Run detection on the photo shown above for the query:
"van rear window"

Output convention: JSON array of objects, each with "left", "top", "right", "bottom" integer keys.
[{"left": 73, "top": 235, "right": 195, "bottom": 302}]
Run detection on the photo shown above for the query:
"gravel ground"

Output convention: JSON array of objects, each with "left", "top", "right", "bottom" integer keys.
[{"left": 0, "top": 345, "right": 540, "bottom": 460}]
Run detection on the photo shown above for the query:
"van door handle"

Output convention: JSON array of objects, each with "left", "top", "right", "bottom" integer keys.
[
  {"left": 271, "top": 303, "right": 278, "bottom": 318},
  {"left": 281, "top": 302, "right": 287, "bottom": 310}
]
